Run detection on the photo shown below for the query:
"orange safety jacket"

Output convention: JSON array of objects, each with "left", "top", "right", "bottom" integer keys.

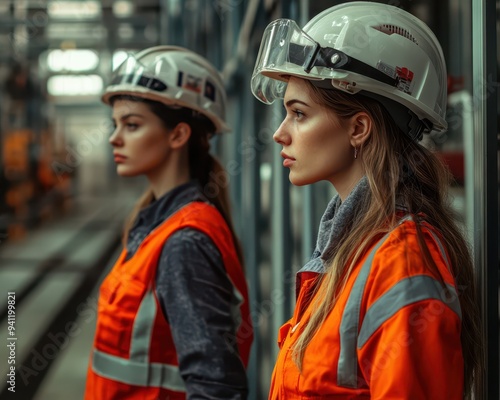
[
  {"left": 269, "top": 216, "right": 463, "bottom": 399},
  {"left": 85, "top": 202, "right": 253, "bottom": 400}
]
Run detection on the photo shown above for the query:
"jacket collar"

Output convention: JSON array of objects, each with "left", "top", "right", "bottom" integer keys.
[{"left": 299, "top": 176, "right": 370, "bottom": 276}]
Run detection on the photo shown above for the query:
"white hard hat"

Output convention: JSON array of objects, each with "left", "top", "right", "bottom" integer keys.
[
  {"left": 103, "top": 45, "right": 230, "bottom": 134},
  {"left": 251, "top": 1, "right": 448, "bottom": 138}
]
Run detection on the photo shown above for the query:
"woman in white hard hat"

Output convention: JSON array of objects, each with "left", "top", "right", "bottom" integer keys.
[
  {"left": 251, "top": 2, "right": 481, "bottom": 399},
  {"left": 85, "top": 46, "right": 253, "bottom": 399}
]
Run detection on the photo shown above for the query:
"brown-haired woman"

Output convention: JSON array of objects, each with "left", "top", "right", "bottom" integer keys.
[{"left": 85, "top": 46, "right": 253, "bottom": 400}]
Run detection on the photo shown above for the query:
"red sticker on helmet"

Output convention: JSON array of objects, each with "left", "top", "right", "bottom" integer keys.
[
  {"left": 178, "top": 71, "right": 202, "bottom": 93},
  {"left": 396, "top": 67, "right": 414, "bottom": 94}
]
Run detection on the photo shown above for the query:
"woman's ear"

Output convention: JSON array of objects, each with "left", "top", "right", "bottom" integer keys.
[
  {"left": 348, "top": 112, "right": 372, "bottom": 148},
  {"left": 169, "top": 122, "right": 192, "bottom": 149}
]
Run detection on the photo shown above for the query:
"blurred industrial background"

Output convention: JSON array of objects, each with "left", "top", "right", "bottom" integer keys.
[{"left": 0, "top": 0, "right": 498, "bottom": 399}]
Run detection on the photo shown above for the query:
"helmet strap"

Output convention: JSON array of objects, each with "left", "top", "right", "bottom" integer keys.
[
  {"left": 358, "top": 91, "right": 432, "bottom": 141},
  {"left": 291, "top": 43, "right": 398, "bottom": 88}
]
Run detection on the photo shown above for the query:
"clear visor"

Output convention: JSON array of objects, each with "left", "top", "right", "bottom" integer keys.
[
  {"left": 110, "top": 54, "right": 168, "bottom": 93},
  {"left": 251, "top": 19, "right": 325, "bottom": 104}
]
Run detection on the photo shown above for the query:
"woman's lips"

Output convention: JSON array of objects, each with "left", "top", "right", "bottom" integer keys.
[
  {"left": 281, "top": 151, "right": 296, "bottom": 168},
  {"left": 113, "top": 154, "right": 127, "bottom": 163}
]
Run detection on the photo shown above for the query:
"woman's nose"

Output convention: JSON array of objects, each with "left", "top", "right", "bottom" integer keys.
[
  {"left": 273, "top": 120, "right": 290, "bottom": 145},
  {"left": 109, "top": 128, "right": 122, "bottom": 146}
]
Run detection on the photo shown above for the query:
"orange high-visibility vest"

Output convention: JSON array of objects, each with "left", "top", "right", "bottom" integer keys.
[
  {"left": 270, "top": 216, "right": 463, "bottom": 399},
  {"left": 85, "top": 202, "right": 253, "bottom": 400}
]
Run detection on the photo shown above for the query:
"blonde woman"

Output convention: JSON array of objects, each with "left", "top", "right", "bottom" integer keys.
[{"left": 251, "top": 2, "right": 481, "bottom": 399}]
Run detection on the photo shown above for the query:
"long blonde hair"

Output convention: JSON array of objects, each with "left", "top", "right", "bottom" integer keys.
[
  {"left": 292, "top": 82, "right": 482, "bottom": 399},
  {"left": 114, "top": 96, "right": 243, "bottom": 264}
]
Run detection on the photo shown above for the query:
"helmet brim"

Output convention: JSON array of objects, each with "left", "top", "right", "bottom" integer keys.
[{"left": 102, "top": 84, "right": 231, "bottom": 134}]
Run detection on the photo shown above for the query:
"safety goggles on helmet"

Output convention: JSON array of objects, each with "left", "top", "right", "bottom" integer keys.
[
  {"left": 102, "top": 46, "right": 229, "bottom": 134},
  {"left": 251, "top": 19, "right": 397, "bottom": 104},
  {"left": 251, "top": 2, "right": 448, "bottom": 139},
  {"left": 109, "top": 56, "right": 168, "bottom": 93}
]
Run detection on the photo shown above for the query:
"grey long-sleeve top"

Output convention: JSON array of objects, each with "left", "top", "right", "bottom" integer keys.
[{"left": 124, "top": 181, "right": 248, "bottom": 399}]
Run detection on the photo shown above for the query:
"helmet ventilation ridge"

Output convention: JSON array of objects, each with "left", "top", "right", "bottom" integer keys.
[{"left": 372, "top": 24, "right": 418, "bottom": 45}]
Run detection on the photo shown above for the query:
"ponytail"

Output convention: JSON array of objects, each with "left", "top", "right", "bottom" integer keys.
[
  {"left": 206, "top": 156, "right": 244, "bottom": 265},
  {"left": 188, "top": 123, "right": 244, "bottom": 266}
]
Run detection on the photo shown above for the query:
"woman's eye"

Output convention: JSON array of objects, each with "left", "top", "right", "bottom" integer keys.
[
  {"left": 126, "top": 123, "right": 139, "bottom": 130},
  {"left": 293, "top": 110, "right": 304, "bottom": 119},
  {"left": 283, "top": 107, "right": 305, "bottom": 121}
]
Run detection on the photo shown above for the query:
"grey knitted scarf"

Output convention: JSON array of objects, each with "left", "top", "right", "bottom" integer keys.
[{"left": 299, "top": 176, "right": 370, "bottom": 274}]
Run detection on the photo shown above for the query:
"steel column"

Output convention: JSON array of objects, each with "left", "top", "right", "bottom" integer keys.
[{"left": 471, "top": 1, "right": 499, "bottom": 398}]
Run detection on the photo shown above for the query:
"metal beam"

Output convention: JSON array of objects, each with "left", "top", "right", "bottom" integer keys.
[{"left": 471, "top": 1, "right": 499, "bottom": 398}]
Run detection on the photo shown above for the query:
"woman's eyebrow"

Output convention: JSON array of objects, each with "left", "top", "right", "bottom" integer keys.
[
  {"left": 119, "top": 113, "right": 144, "bottom": 120},
  {"left": 285, "top": 99, "right": 310, "bottom": 108},
  {"left": 112, "top": 113, "right": 145, "bottom": 122}
]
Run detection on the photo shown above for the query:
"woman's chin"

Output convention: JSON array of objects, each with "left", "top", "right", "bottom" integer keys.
[
  {"left": 289, "top": 173, "right": 311, "bottom": 187},
  {"left": 116, "top": 166, "right": 139, "bottom": 177},
  {"left": 289, "top": 179, "right": 308, "bottom": 187}
]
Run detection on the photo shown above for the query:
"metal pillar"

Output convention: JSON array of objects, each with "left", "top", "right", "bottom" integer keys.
[
  {"left": 298, "top": 0, "right": 316, "bottom": 264},
  {"left": 471, "top": 1, "right": 499, "bottom": 398},
  {"left": 270, "top": 101, "right": 292, "bottom": 362},
  {"left": 268, "top": 0, "right": 300, "bottom": 366}
]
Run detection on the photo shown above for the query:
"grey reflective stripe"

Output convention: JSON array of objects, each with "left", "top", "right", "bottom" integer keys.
[
  {"left": 92, "top": 288, "right": 186, "bottom": 392},
  {"left": 357, "top": 275, "right": 462, "bottom": 348},
  {"left": 230, "top": 286, "right": 244, "bottom": 330},
  {"left": 337, "top": 233, "right": 390, "bottom": 388},
  {"left": 130, "top": 288, "right": 156, "bottom": 361},
  {"left": 92, "top": 349, "right": 186, "bottom": 391},
  {"left": 337, "top": 215, "right": 461, "bottom": 389},
  {"left": 427, "top": 229, "right": 451, "bottom": 272}
]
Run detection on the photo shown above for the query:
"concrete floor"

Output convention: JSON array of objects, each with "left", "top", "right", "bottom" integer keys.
[{"left": 0, "top": 183, "right": 141, "bottom": 399}]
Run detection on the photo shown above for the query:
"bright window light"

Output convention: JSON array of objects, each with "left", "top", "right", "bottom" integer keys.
[
  {"left": 260, "top": 163, "right": 272, "bottom": 181},
  {"left": 47, "top": 75, "right": 103, "bottom": 96},
  {"left": 113, "top": 1, "right": 134, "bottom": 18},
  {"left": 47, "top": 49, "right": 99, "bottom": 72},
  {"left": 118, "top": 23, "right": 134, "bottom": 40},
  {"left": 48, "top": 1, "right": 101, "bottom": 19},
  {"left": 47, "top": 24, "right": 106, "bottom": 40}
]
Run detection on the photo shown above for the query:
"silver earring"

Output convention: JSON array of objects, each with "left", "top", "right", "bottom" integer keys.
[{"left": 354, "top": 147, "right": 358, "bottom": 159}]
